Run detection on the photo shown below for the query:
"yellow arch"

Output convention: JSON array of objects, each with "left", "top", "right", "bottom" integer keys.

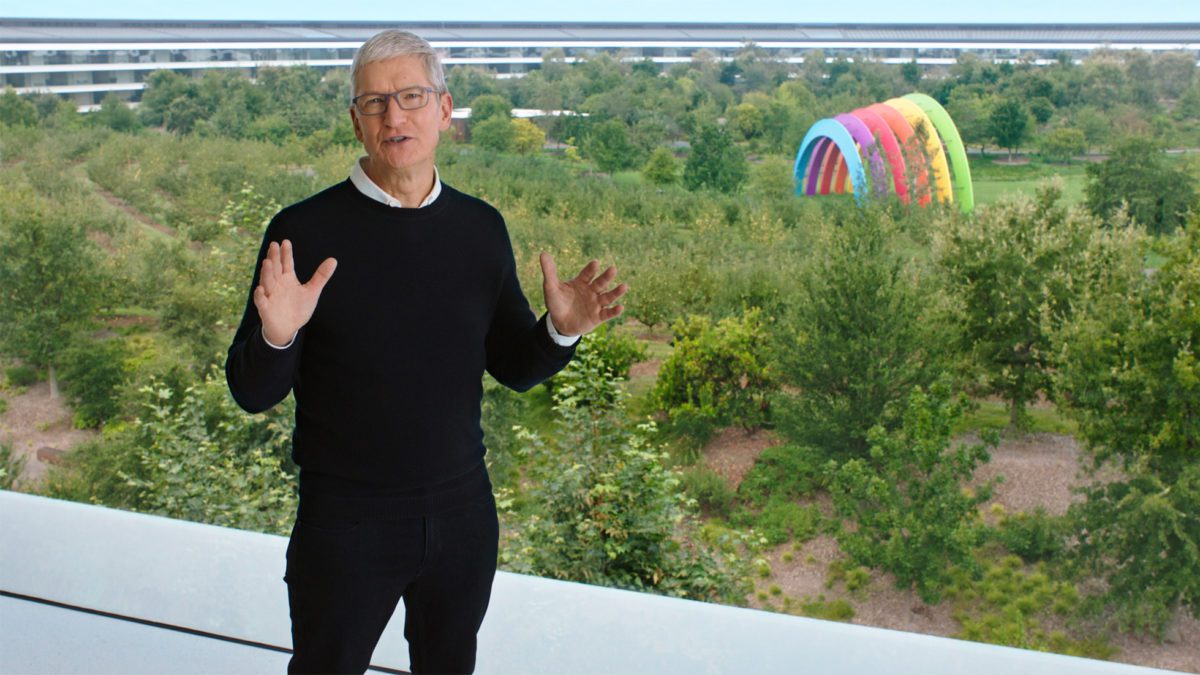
[{"left": 883, "top": 97, "right": 953, "bottom": 205}]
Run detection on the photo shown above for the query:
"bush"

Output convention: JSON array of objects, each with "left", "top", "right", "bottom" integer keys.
[
  {"left": 828, "top": 381, "right": 997, "bottom": 603},
  {"left": 679, "top": 466, "right": 735, "bottom": 519},
  {"left": 60, "top": 335, "right": 132, "bottom": 428},
  {"left": 5, "top": 364, "right": 38, "bottom": 387},
  {"left": 654, "top": 309, "right": 776, "bottom": 438},
  {"left": 736, "top": 444, "right": 826, "bottom": 508},
  {"left": 544, "top": 323, "right": 645, "bottom": 410},
  {"left": 992, "top": 507, "right": 1068, "bottom": 562},
  {"left": 734, "top": 497, "right": 820, "bottom": 546}
]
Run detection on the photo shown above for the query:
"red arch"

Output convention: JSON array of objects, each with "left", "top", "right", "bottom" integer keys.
[
  {"left": 851, "top": 107, "right": 910, "bottom": 204},
  {"left": 867, "top": 103, "right": 931, "bottom": 206}
]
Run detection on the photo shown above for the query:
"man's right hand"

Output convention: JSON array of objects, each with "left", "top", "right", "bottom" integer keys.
[{"left": 254, "top": 239, "right": 337, "bottom": 346}]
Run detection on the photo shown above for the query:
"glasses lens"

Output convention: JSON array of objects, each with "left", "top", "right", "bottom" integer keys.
[
  {"left": 357, "top": 94, "right": 388, "bottom": 115},
  {"left": 397, "top": 87, "right": 429, "bottom": 110}
]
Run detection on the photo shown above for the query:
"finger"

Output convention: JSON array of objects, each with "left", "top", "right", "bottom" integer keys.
[
  {"left": 540, "top": 252, "right": 559, "bottom": 284},
  {"left": 599, "top": 305, "right": 625, "bottom": 322},
  {"left": 281, "top": 239, "right": 294, "bottom": 277},
  {"left": 266, "top": 240, "right": 280, "bottom": 267},
  {"left": 253, "top": 284, "right": 268, "bottom": 310},
  {"left": 260, "top": 257, "right": 277, "bottom": 295},
  {"left": 306, "top": 257, "right": 338, "bottom": 294},
  {"left": 573, "top": 259, "right": 599, "bottom": 283},
  {"left": 590, "top": 265, "right": 618, "bottom": 288},
  {"left": 599, "top": 282, "right": 629, "bottom": 306}
]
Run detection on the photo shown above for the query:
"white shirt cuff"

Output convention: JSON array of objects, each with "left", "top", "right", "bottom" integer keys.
[
  {"left": 262, "top": 326, "right": 297, "bottom": 350},
  {"left": 545, "top": 315, "right": 581, "bottom": 347}
]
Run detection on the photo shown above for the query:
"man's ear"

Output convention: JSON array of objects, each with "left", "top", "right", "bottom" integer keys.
[
  {"left": 438, "top": 91, "right": 453, "bottom": 132},
  {"left": 350, "top": 107, "right": 365, "bottom": 144}
]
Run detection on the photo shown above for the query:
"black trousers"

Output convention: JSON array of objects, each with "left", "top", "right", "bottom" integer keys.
[{"left": 283, "top": 494, "right": 499, "bottom": 675}]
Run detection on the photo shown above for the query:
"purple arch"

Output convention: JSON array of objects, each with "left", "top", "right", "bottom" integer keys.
[{"left": 834, "top": 113, "right": 889, "bottom": 198}]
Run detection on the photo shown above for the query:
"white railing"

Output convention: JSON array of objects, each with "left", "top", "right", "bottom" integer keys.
[{"left": 0, "top": 490, "right": 1171, "bottom": 674}]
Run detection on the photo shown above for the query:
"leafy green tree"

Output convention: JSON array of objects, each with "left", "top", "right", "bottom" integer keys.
[
  {"left": 468, "top": 94, "right": 512, "bottom": 124},
  {"left": 1056, "top": 220, "right": 1200, "bottom": 636},
  {"left": 728, "top": 101, "right": 764, "bottom": 141},
  {"left": 683, "top": 124, "right": 748, "bottom": 194},
  {"left": 901, "top": 60, "right": 921, "bottom": 87},
  {"left": 989, "top": 97, "right": 1030, "bottom": 160},
  {"left": 934, "top": 184, "right": 1112, "bottom": 429},
  {"left": 584, "top": 118, "right": 638, "bottom": 173},
  {"left": 92, "top": 92, "right": 141, "bottom": 133},
  {"left": 1037, "top": 127, "right": 1086, "bottom": 163},
  {"left": 642, "top": 146, "right": 680, "bottom": 186},
  {"left": 0, "top": 87, "right": 37, "bottom": 127},
  {"left": 1085, "top": 139, "right": 1199, "bottom": 235},
  {"left": 829, "top": 382, "right": 995, "bottom": 603},
  {"left": 470, "top": 115, "right": 515, "bottom": 153},
  {"left": 774, "top": 208, "right": 950, "bottom": 459},
  {"left": 138, "top": 70, "right": 195, "bottom": 127},
  {"left": 1071, "top": 106, "right": 1111, "bottom": 153},
  {"left": 0, "top": 195, "right": 103, "bottom": 397},
  {"left": 945, "top": 88, "right": 993, "bottom": 155}
]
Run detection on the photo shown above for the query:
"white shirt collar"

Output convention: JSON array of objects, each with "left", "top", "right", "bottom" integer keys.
[{"left": 350, "top": 157, "right": 441, "bottom": 208}]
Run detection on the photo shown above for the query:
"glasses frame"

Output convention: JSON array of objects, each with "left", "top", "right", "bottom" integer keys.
[{"left": 351, "top": 87, "right": 440, "bottom": 116}]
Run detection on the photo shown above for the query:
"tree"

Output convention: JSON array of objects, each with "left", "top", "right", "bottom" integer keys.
[
  {"left": 583, "top": 118, "right": 637, "bottom": 173},
  {"left": 683, "top": 124, "right": 747, "bottom": 194},
  {"left": 1085, "top": 139, "right": 1199, "bottom": 235},
  {"left": 1056, "top": 219, "right": 1200, "bottom": 636},
  {"left": 470, "top": 115, "right": 515, "bottom": 153},
  {"left": 468, "top": 94, "right": 512, "bottom": 124},
  {"left": 989, "top": 97, "right": 1030, "bottom": 160},
  {"left": 642, "top": 146, "right": 680, "bottom": 186},
  {"left": 92, "top": 92, "right": 140, "bottom": 133},
  {"left": 901, "top": 60, "right": 921, "bottom": 87},
  {"left": 510, "top": 118, "right": 545, "bottom": 155},
  {"left": 934, "top": 183, "right": 1112, "bottom": 429},
  {"left": 1037, "top": 127, "right": 1086, "bottom": 164},
  {"left": 945, "top": 89, "right": 993, "bottom": 155},
  {"left": 1071, "top": 106, "right": 1111, "bottom": 153},
  {"left": 774, "top": 207, "right": 950, "bottom": 459},
  {"left": 0, "top": 87, "right": 37, "bottom": 127},
  {"left": 0, "top": 194, "right": 103, "bottom": 397},
  {"left": 828, "top": 381, "right": 996, "bottom": 603}
]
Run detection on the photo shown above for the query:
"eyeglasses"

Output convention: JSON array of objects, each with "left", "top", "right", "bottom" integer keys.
[{"left": 351, "top": 87, "right": 439, "bottom": 115}]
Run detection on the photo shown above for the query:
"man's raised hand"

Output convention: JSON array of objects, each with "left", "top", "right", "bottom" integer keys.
[
  {"left": 540, "top": 252, "right": 628, "bottom": 338},
  {"left": 254, "top": 239, "right": 337, "bottom": 346}
]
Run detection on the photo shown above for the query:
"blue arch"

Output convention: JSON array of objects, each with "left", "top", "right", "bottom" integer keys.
[{"left": 793, "top": 119, "right": 868, "bottom": 204}]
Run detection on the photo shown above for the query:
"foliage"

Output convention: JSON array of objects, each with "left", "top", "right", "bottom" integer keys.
[
  {"left": 503, "top": 392, "right": 746, "bottom": 603},
  {"left": 467, "top": 94, "right": 512, "bottom": 124},
  {"left": 1055, "top": 220, "right": 1200, "bottom": 635},
  {"left": 584, "top": 119, "right": 639, "bottom": 173},
  {"left": 679, "top": 466, "right": 736, "bottom": 519},
  {"left": 990, "top": 97, "right": 1031, "bottom": 159},
  {"left": 828, "top": 382, "right": 996, "bottom": 603},
  {"left": 5, "top": 364, "right": 38, "bottom": 387},
  {"left": 60, "top": 335, "right": 133, "bottom": 428},
  {"left": 92, "top": 93, "right": 141, "bottom": 133},
  {"left": 733, "top": 497, "right": 821, "bottom": 546},
  {"left": 642, "top": 146, "right": 680, "bottom": 186},
  {"left": 0, "top": 441, "right": 26, "bottom": 490},
  {"left": 736, "top": 444, "right": 826, "bottom": 508},
  {"left": 933, "top": 183, "right": 1128, "bottom": 430},
  {"left": 946, "top": 555, "right": 1113, "bottom": 659},
  {"left": 653, "top": 309, "right": 776, "bottom": 440},
  {"left": 1084, "top": 138, "right": 1198, "bottom": 235},
  {"left": 510, "top": 118, "right": 546, "bottom": 155},
  {"left": 471, "top": 115, "right": 516, "bottom": 153},
  {"left": 119, "top": 368, "right": 295, "bottom": 532},
  {"left": 683, "top": 124, "right": 748, "bottom": 194},
  {"left": 0, "top": 189, "right": 104, "bottom": 390},
  {"left": 0, "top": 87, "right": 37, "bottom": 127},
  {"left": 991, "top": 507, "right": 1069, "bottom": 563},
  {"left": 1037, "top": 127, "right": 1085, "bottom": 163},
  {"left": 774, "top": 207, "right": 949, "bottom": 458},
  {"left": 544, "top": 323, "right": 646, "bottom": 410}
]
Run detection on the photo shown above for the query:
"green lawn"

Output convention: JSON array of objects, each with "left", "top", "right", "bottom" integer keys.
[{"left": 968, "top": 157, "right": 1088, "bottom": 207}]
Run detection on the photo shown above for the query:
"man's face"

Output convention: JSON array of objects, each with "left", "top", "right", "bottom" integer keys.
[{"left": 350, "top": 55, "right": 452, "bottom": 176}]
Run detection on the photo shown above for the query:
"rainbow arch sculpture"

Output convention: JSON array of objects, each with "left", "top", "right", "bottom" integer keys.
[{"left": 793, "top": 93, "right": 975, "bottom": 213}]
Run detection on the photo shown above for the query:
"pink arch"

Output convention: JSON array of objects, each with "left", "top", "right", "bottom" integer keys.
[
  {"left": 851, "top": 107, "right": 909, "bottom": 204},
  {"left": 867, "top": 103, "right": 931, "bottom": 207}
]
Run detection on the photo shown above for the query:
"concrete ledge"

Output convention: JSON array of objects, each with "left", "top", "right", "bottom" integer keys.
[{"left": 0, "top": 490, "right": 1171, "bottom": 674}]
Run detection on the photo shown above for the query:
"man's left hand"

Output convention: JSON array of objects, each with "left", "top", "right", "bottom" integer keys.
[{"left": 540, "top": 252, "right": 628, "bottom": 338}]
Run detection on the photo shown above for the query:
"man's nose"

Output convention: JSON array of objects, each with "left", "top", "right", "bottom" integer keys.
[{"left": 383, "top": 96, "right": 409, "bottom": 125}]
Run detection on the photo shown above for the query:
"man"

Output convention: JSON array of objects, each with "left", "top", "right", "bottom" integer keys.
[{"left": 225, "top": 29, "right": 627, "bottom": 674}]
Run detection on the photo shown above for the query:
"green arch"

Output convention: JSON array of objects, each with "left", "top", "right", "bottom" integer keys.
[{"left": 902, "top": 93, "right": 975, "bottom": 213}]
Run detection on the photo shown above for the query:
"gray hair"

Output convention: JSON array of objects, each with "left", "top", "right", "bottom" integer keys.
[{"left": 351, "top": 30, "right": 446, "bottom": 97}]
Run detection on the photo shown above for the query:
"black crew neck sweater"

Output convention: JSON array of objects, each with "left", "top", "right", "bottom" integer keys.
[{"left": 225, "top": 180, "right": 576, "bottom": 517}]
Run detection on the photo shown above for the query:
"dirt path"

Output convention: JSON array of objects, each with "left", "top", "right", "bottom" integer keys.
[
  {"left": 0, "top": 380, "right": 97, "bottom": 489},
  {"left": 86, "top": 179, "right": 179, "bottom": 239}
]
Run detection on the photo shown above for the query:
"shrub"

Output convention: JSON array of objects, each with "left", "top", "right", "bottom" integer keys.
[
  {"left": 736, "top": 444, "right": 826, "bottom": 508},
  {"left": 992, "top": 507, "right": 1068, "bottom": 563},
  {"left": 0, "top": 441, "right": 26, "bottom": 489},
  {"left": 654, "top": 309, "right": 776, "bottom": 438},
  {"left": 544, "top": 322, "right": 645, "bottom": 410},
  {"left": 5, "top": 364, "right": 38, "bottom": 387},
  {"left": 734, "top": 497, "right": 820, "bottom": 546},
  {"left": 60, "top": 335, "right": 132, "bottom": 428},
  {"left": 679, "top": 466, "right": 736, "bottom": 519},
  {"left": 828, "top": 381, "right": 997, "bottom": 603}
]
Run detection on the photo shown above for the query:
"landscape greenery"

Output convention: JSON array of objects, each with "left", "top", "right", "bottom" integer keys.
[{"left": 1, "top": 45, "right": 1197, "bottom": 662}]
